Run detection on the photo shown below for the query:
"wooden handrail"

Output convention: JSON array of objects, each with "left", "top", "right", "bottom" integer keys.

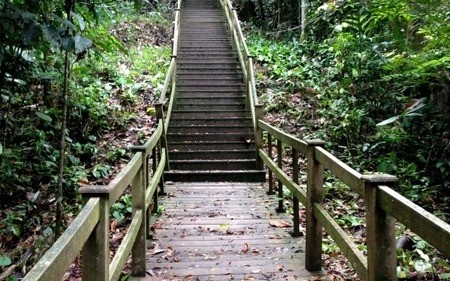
[
  {"left": 378, "top": 185, "right": 450, "bottom": 256},
  {"left": 219, "top": 0, "right": 263, "bottom": 166},
  {"left": 258, "top": 121, "right": 450, "bottom": 281},
  {"left": 23, "top": 118, "right": 167, "bottom": 280},
  {"left": 23, "top": 198, "right": 100, "bottom": 280},
  {"left": 157, "top": 0, "right": 181, "bottom": 167}
]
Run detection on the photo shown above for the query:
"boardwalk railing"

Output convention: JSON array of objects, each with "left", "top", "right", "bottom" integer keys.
[
  {"left": 219, "top": 0, "right": 264, "bottom": 169},
  {"left": 21, "top": 1, "right": 184, "bottom": 279},
  {"left": 258, "top": 120, "right": 450, "bottom": 281},
  {"left": 23, "top": 120, "right": 166, "bottom": 281},
  {"left": 155, "top": 0, "right": 182, "bottom": 169}
]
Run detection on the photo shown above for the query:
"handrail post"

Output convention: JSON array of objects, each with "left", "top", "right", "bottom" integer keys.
[
  {"left": 275, "top": 138, "right": 285, "bottom": 213},
  {"left": 80, "top": 188, "right": 109, "bottom": 281},
  {"left": 131, "top": 146, "right": 151, "bottom": 240},
  {"left": 362, "top": 174, "right": 398, "bottom": 281},
  {"left": 292, "top": 147, "right": 301, "bottom": 237},
  {"left": 267, "top": 133, "right": 275, "bottom": 195},
  {"left": 152, "top": 146, "right": 160, "bottom": 211},
  {"left": 254, "top": 105, "right": 263, "bottom": 170},
  {"left": 131, "top": 158, "right": 146, "bottom": 276},
  {"left": 155, "top": 103, "right": 170, "bottom": 171},
  {"left": 305, "top": 140, "right": 325, "bottom": 271}
]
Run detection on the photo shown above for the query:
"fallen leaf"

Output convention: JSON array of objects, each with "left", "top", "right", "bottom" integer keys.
[
  {"left": 151, "top": 222, "right": 163, "bottom": 230},
  {"left": 269, "top": 220, "right": 292, "bottom": 228},
  {"left": 242, "top": 243, "right": 249, "bottom": 253},
  {"left": 152, "top": 249, "right": 165, "bottom": 255}
]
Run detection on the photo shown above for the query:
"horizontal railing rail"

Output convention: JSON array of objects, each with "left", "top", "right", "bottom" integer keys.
[
  {"left": 24, "top": 119, "right": 167, "bottom": 280},
  {"left": 156, "top": 0, "right": 182, "bottom": 170},
  {"left": 219, "top": 0, "right": 264, "bottom": 169},
  {"left": 257, "top": 119, "right": 450, "bottom": 281},
  {"left": 23, "top": 1, "right": 184, "bottom": 274}
]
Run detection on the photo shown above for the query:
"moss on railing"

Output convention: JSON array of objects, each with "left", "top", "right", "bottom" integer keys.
[{"left": 258, "top": 119, "right": 450, "bottom": 281}]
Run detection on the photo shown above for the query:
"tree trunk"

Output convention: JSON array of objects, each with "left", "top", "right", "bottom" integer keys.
[
  {"left": 55, "top": 0, "right": 73, "bottom": 238},
  {"left": 300, "top": 0, "right": 308, "bottom": 41},
  {"left": 257, "top": 0, "right": 265, "bottom": 22}
]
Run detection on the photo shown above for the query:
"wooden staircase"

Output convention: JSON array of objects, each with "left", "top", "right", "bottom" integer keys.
[{"left": 165, "top": 0, "right": 265, "bottom": 182}]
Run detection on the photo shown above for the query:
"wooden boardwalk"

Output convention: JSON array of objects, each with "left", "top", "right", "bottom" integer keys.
[{"left": 133, "top": 183, "right": 325, "bottom": 280}]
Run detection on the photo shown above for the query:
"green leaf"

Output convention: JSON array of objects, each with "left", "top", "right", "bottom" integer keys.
[
  {"left": 376, "top": 116, "right": 399, "bottom": 126},
  {"left": 72, "top": 12, "right": 86, "bottom": 31},
  {"left": 0, "top": 254, "right": 12, "bottom": 266},
  {"left": 413, "top": 260, "right": 432, "bottom": 273},
  {"left": 74, "top": 35, "right": 93, "bottom": 54},
  {"left": 42, "top": 24, "right": 61, "bottom": 50},
  {"left": 416, "top": 249, "right": 430, "bottom": 262},
  {"left": 35, "top": 111, "right": 52, "bottom": 122},
  {"left": 0, "top": 143, "right": 3, "bottom": 155},
  {"left": 11, "top": 225, "right": 21, "bottom": 236}
]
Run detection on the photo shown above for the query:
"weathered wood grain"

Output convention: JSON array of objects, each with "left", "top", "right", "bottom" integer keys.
[{"left": 131, "top": 182, "right": 326, "bottom": 280}]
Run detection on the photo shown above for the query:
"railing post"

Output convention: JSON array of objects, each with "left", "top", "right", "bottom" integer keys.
[
  {"left": 131, "top": 160, "right": 146, "bottom": 276},
  {"left": 131, "top": 146, "right": 151, "bottom": 239},
  {"left": 267, "top": 133, "right": 275, "bottom": 195},
  {"left": 152, "top": 146, "right": 160, "bottom": 211},
  {"left": 80, "top": 187, "right": 109, "bottom": 281},
  {"left": 292, "top": 147, "right": 301, "bottom": 237},
  {"left": 362, "top": 174, "right": 398, "bottom": 281},
  {"left": 276, "top": 138, "right": 285, "bottom": 213},
  {"left": 155, "top": 103, "right": 170, "bottom": 171},
  {"left": 255, "top": 104, "right": 264, "bottom": 170},
  {"left": 305, "top": 140, "right": 325, "bottom": 271}
]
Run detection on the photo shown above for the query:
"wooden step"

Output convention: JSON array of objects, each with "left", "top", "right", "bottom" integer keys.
[
  {"left": 168, "top": 124, "right": 253, "bottom": 134},
  {"left": 164, "top": 170, "right": 265, "bottom": 182},
  {"left": 170, "top": 117, "right": 251, "bottom": 126},
  {"left": 167, "top": 133, "right": 253, "bottom": 142},
  {"left": 177, "top": 79, "right": 243, "bottom": 86},
  {"left": 168, "top": 140, "right": 255, "bottom": 152},
  {"left": 169, "top": 149, "right": 255, "bottom": 160},
  {"left": 170, "top": 110, "right": 250, "bottom": 119}
]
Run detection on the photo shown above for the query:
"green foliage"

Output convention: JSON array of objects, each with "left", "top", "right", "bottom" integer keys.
[
  {"left": 111, "top": 194, "right": 132, "bottom": 222},
  {"left": 0, "top": 0, "right": 171, "bottom": 272},
  {"left": 0, "top": 254, "right": 12, "bottom": 267},
  {"left": 248, "top": 0, "right": 449, "bottom": 277}
]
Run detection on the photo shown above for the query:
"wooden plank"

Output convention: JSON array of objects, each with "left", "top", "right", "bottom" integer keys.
[
  {"left": 23, "top": 198, "right": 100, "bottom": 281},
  {"left": 144, "top": 183, "right": 325, "bottom": 279},
  {"left": 159, "top": 58, "right": 176, "bottom": 103},
  {"left": 313, "top": 202, "right": 367, "bottom": 279},
  {"left": 258, "top": 120, "right": 308, "bottom": 154},
  {"left": 146, "top": 154, "right": 165, "bottom": 206},
  {"left": 259, "top": 149, "right": 307, "bottom": 205},
  {"left": 378, "top": 185, "right": 450, "bottom": 257},
  {"left": 314, "top": 147, "right": 363, "bottom": 196},
  {"left": 108, "top": 152, "right": 143, "bottom": 205},
  {"left": 109, "top": 210, "right": 143, "bottom": 281}
]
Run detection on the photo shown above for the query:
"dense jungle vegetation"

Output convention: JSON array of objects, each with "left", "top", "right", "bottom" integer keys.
[
  {"left": 0, "top": 0, "right": 448, "bottom": 279},
  {"left": 0, "top": 0, "right": 171, "bottom": 279},
  {"left": 237, "top": 0, "right": 449, "bottom": 279}
]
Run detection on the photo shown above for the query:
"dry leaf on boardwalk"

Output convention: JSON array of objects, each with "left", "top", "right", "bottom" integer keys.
[
  {"left": 242, "top": 243, "right": 249, "bottom": 253},
  {"left": 269, "top": 220, "right": 292, "bottom": 228}
]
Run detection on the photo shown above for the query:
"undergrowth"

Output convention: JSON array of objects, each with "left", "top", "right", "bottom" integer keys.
[{"left": 0, "top": 2, "right": 172, "bottom": 278}]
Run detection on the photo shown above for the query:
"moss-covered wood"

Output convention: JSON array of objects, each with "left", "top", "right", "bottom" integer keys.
[
  {"left": 313, "top": 202, "right": 367, "bottom": 279},
  {"left": 378, "top": 185, "right": 450, "bottom": 257},
  {"left": 314, "top": 147, "right": 363, "bottom": 196},
  {"left": 109, "top": 210, "right": 143, "bottom": 281},
  {"left": 23, "top": 198, "right": 100, "bottom": 281},
  {"left": 258, "top": 120, "right": 308, "bottom": 154},
  {"left": 259, "top": 149, "right": 307, "bottom": 205}
]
